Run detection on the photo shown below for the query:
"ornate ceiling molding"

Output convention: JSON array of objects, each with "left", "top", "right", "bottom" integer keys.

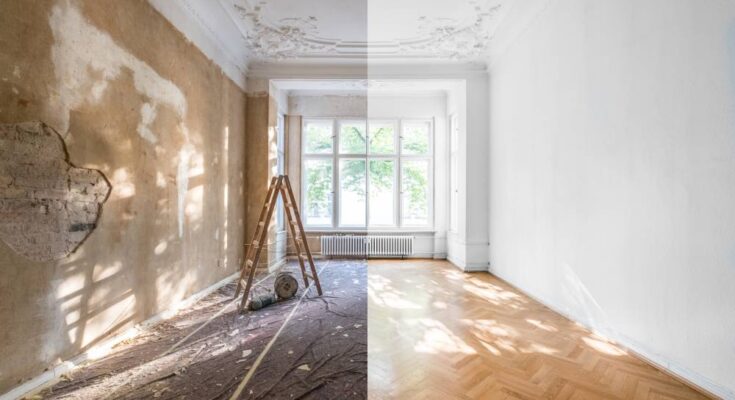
[
  {"left": 232, "top": 2, "right": 338, "bottom": 60},
  {"left": 399, "top": 4, "right": 503, "bottom": 59},
  {"left": 223, "top": 0, "right": 508, "bottom": 62}
]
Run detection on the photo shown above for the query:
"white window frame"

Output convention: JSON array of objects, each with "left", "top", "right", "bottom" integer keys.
[{"left": 301, "top": 117, "right": 433, "bottom": 231}]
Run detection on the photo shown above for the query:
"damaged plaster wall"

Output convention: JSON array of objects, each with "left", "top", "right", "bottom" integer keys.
[
  {"left": 244, "top": 88, "right": 279, "bottom": 269},
  {"left": 0, "top": 0, "right": 247, "bottom": 393},
  {"left": 0, "top": 122, "right": 111, "bottom": 262}
]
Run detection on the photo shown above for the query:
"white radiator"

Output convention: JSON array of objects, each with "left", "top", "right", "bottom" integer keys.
[{"left": 320, "top": 235, "right": 414, "bottom": 257}]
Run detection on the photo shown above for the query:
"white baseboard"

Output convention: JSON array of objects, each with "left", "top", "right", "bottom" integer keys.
[
  {"left": 1, "top": 272, "right": 239, "bottom": 400},
  {"left": 447, "top": 255, "right": 489, "bottom": 272},
  {"left": 491, "top": 271, "right": 734, "bottom": 400}
]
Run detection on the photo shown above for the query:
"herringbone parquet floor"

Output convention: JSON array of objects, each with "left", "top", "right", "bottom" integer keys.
[{"left": 367, "top": 260, "right": 714, "bottom": 400}]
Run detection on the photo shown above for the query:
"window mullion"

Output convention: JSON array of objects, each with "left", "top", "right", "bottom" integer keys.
[{"left": 333, "top": 119, "right": 338, "bottom": 228}]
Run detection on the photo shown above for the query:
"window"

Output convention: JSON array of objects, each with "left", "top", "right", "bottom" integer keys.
[
  {"left": 302, "top": 118, "right": 433, "bottom": 229},
  {"left": 449, "top": 114, "right": 458, "bottom": 233}
]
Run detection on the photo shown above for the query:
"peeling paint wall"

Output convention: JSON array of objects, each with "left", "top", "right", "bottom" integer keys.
[{"left": 0, "top": 0, "right": 247, "bottom": 393}]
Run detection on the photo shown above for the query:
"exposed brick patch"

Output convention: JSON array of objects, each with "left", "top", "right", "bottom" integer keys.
[{"left": 0, "top": 121, "right": 111, "bottom": 262}]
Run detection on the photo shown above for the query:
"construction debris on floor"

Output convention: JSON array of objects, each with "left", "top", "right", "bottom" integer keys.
[{"left": 38, "top": 260, "right": 367, "bottom": 400}]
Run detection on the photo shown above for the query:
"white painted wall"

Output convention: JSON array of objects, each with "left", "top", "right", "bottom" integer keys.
[
  {"left": 488, "top": 0, "right": 735, "bottom": 397},
  {"left": 445, "top": 77, "right": 491, "bottom": 272}
]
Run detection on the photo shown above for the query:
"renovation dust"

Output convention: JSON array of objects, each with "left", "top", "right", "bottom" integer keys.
[{"left": 37, "top": 259, "right": 367, "bottom": 399}]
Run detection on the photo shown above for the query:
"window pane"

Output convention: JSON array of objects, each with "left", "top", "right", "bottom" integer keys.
[
  {"left": 369, "top": 122, "right": 396, "bottom": 154},
  {"left": 369, "top": 159, "right": 395, "bottom": 226},
  {"left": 304, "top": 159, "right": 333, "bottom": 226},
  {"left": 304, "top": 120, "right": 333, "bottom": 154},
  {"left": 401, "top": 160, "right": 430, "bottom": 226},
  {"left": 402, "top": 122, "right": 431, "bottom": 155},
  {"left": 339, "top": 121, "right": 366, "bottom": 154},
  {"left": 339, "top": 159, "right": 366, "bottom": 226}
]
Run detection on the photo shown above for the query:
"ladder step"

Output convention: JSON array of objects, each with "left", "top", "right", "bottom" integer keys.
[{"left": 237, "top": 176, "right": 322, "bottom": 308}]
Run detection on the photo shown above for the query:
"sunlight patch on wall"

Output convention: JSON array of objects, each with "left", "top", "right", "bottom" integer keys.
[
  {"left": 176, "top": 146, "right": 192, "bottom": 238},
  {"left": 111, "top": 168, "right": 135, "bottom": 199},
  {"left": 93, "top": 261, "right": 123, "bottom": 282},
  {"left": 48, "top": 0, "right": 188, "bottom": 141}
]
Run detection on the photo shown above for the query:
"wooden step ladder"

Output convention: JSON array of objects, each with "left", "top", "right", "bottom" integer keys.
[{"left": 234, "top": 175, "right": 323, "bottom": 310}]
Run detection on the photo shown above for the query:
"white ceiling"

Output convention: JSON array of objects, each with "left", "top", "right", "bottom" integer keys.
[
  {"left": 219, "top": 0, "right": 511, "bottom": 62},
  {"left": 150, "top": 0, "right": 524, "bottom": 87}
]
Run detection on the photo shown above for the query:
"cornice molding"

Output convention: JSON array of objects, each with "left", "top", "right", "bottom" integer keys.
[
  {"left": 148, "top": 0, "right": 248, "bottom": 90},
  {"left": 222, "top": 0, "right": 508, "bottom": 63},
  {"left": 247, "top": 61, "right": 487, "bottom": 80}
]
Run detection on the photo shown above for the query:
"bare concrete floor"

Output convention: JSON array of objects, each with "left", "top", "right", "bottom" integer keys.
[{"left": 38, "top": 259, "right": 367, "bottom": 400}]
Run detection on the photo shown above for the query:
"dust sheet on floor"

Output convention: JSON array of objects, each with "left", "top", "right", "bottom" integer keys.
[{"left": 38, "top": 259, "right": 367, "bottom": 400}]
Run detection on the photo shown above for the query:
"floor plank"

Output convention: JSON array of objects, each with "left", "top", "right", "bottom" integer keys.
[{"left": 367, "top": 260, "right": 714, "bottom": 400}]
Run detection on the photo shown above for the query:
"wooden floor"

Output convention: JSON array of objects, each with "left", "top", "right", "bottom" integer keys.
[{"left": 367, "top": 260, "right": 714, "bottom": 400}]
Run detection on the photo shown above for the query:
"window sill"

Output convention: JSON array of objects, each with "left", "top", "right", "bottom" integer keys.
[{"left": 303, "top": 229, "right": 436, "bottom": 234}]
